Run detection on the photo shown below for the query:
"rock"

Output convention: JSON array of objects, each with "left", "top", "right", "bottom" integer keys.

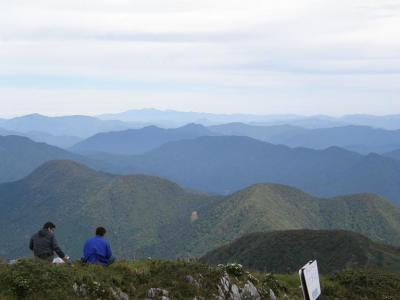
[
  {"left": 241, "top": 281, "right": 260, "bottom": 300},
  {"left": 230, "top": 284, "right": 240, "bottom": 300},
  {"left": 216, "top": 272, "right": 261, "bottom": 300},
  {"left": 110, "top": 287, "right": 129, "bottom": 300},
  {"left": 72, "top": 282, "right": 87, "bottom": 297},
  {"left": 269, "top": 289, "right": 277, "bottom": 300},
  {"left": 185, "top": 275, "right": 201, "bottom": 288},
  {"left": 147, "top": 288, "right": 169, "bottom": 299},
  {"left": 221, "top": 273, "right": 231, "bottom": 293}
]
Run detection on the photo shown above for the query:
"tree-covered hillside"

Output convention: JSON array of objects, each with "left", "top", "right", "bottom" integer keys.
[
  {"left": 1, "top": 161, "right": 400, "bottom": 260},
  {"left": 201, "top": 230, "right": 400, "bottom": 274}
]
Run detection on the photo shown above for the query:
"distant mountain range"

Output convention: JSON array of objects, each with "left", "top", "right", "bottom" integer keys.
[
  {"left": 2, "top": 134, "right": 400, "bottom": 206},
  {"left": 0, "top": 114, "right": 139, "bottom": 138},
  {"left": 201, "top": 230, "right": 400, "bottom": 274},
  {"left": 93, "top": 136, "right": 400, "bottom": 205},
  {"left": 0, "top": 127, "right": 81, "bottom": 149},
  {"left": 385, "top": 149, "right": 400, "bottom": 161},
  {"left": 209, "top": 123, "right": 400, "bottom": 154},
  {"left": 98, "top": 109, "right": 400, "bottom": 129},
  {"left": 71, "top": 124, "right": 216, "bottom": 155},
  {"left": 0, "top": 161, "right": 399, "bottom": 260}
]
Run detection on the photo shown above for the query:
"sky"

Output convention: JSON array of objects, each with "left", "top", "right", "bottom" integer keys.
[{"left": 0, "top": 0, "right": 399, "bottom": 117}]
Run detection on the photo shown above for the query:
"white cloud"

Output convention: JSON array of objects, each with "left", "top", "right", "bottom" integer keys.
[{"left": 0, "top": 0, "right": 399, "bottom": 116}]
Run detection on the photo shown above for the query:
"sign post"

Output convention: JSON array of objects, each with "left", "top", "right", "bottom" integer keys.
[{"left": 299, "top": 260, "right": 321, "bottom": 300}]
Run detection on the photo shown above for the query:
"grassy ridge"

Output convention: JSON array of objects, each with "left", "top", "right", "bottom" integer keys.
[{"left": 0, "top": 259, "right": 400, "bottom": 299}]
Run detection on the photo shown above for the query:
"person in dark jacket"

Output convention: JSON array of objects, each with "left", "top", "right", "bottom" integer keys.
[
  {"left": 29, "top": 222, "right": 69, "bottom": 262},
  {"left": 82, "top": 227, "right": 115, "bottom": 266}
]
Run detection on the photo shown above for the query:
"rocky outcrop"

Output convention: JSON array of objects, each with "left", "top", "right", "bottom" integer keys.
[{"left": 216, "top": 272, "right": 261, "bottom": 300}]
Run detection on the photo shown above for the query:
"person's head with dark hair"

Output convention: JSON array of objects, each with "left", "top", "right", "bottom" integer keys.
[
  {"left": 43, "top": 222, "right": 56, "bottom": 231},
  {"left": 96, "top": 227, "right": 106, "bottom": 237}
]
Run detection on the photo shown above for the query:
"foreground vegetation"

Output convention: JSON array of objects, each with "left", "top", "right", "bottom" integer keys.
[{"left": 0, "top": 259, "right": 400, "bottom": 299}]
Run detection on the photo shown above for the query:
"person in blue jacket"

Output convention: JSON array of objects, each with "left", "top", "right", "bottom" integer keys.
[{"left": 82, "top": 227, "right": 115, "bottom": 266}]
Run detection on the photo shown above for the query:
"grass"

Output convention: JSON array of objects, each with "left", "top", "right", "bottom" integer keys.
[{"left": 0, "top": 259, "right": 400, "bottom": 299}]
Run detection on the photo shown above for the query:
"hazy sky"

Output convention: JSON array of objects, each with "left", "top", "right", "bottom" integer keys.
[{"left": 0, "top": 0, "right": 399, "bottom": 117}]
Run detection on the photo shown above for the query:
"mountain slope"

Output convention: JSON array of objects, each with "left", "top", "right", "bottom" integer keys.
[
  {"left": 0, "top": 135, "right": 87, "bottom": 183},
  {"left": 208, "top": 123, "right": 306, "bottom": 141},
  {"left": 0, "top": 163, "right": 399, "bottom": 260},
  {"left": 172, "top": 183, "right": 400, "bottom": 257},
  {"left": 273, "top": 125, "right": 400, "bottom": 154},
  {"left": 71, "top": 123, "right": 216, "bottom": 155},
  {"left": 96, "top": 136, "right": 400, "bottom": 205},
  {"left": 200, "top": 230, "right": 400, "bottom": 274},
  {"left": 209, "top": 123, "right": 400, "bottom": 154},
  {"left": 0, "top": 160, "right": 217, "bottom": 259},
  {"left": 385, "top": 149, "right": 400, "bottom": 161},
  {"left": 0, "top": 114, "right": 136, "bottom": 138}
]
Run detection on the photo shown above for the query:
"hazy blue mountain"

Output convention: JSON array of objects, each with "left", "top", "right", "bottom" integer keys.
[
  {"left": 385, "top": 149, "right": 400, "bottom": 161},
  {"left": 94, "top": 136, "right": 400, "bottom": 205},
  {"left": 209, "top": 123, "right": 306, "bottom": 141},
  {"left": 71, "top": 123, "right": 216, "bottom": 155},
  {"left": 0, "top": 161, "right": 399, "bottom": 260},
  {"left": 0, "top": 127, "right": 84, "bottom": 149},
  {"left": 209, "top": 123, "right": 400, "bottom": 154},
  {"left": 0, "top": 135, "right": 86, "bottom": 183},
  {"left": 340, "top": 114, "right": 400, "bottom": 130},
  {"left": 0, "top": 114, "right": 138, "bottom": 138},
  {"left": 0, "top": 128, "right": 18, "bottom": 136},
  {"left": 20, "top": 131, "right": 82, "bottom": 149},
  {"left": 98, "top": 108, "right": 303, "bottom": 126},
  {"left": 98, "top": 109, "right": 400, "bottom": 129},
  {"left": 272, "top": 125, "right": 400, "bottom": 154}
]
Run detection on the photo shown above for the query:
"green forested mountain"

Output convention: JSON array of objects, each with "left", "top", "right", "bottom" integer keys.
[
  {"left": 1, "top": 161, "right": 400, "bottom": 261},
  {"left": 0, "top": 160, "right": 217, "bottom": 259},
  {"left": 201, "top": 230, "right": 400, "bottom": 274},
  {"left": 170, "top": 183, "right": 400, "bottom": 257}
]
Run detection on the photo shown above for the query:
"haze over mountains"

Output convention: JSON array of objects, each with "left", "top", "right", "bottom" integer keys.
[
  {"left": 1, "top": 109, "right": 400, "bottom": 268},
  {"left": 1, "top": 160, "right": 400, "bottom": 261},
  {"left": 98, "top": 109, "right": 400, "bottom": 130},
  {"left": 0, "top": 135, "right": 86, "bottom": 183},
  {"left": 0, "top": 114, "right": 138, "bottom": 138},
  {"left": 92, "top": 136, "right": 400, "bottom": 205},
  {"left": 2, "top": 126, "right": 400, "bottom": 206},
  {"left": 210, "top": 123, "right": 400, "bottom": 154},
  {"left": 386, "top": 149, "right": 400, "bottom": 161},
  {"left": 71, "top": 124, "right": 216, "bottom": 155}
]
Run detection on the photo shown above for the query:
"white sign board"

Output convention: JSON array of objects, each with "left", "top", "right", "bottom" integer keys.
[{"left": 299, "top": 260, "right": 321, "bottom": 300}]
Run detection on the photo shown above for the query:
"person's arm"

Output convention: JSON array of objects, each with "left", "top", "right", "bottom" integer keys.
[
  {"left": 51, "top": 235, "right": 66, "bottom": 259},
  {"left": 29, "top": 237, "right": 34, "bottom": 251},
  {"left": 105, "top": 241, "right": 112, "bottom": 260}
]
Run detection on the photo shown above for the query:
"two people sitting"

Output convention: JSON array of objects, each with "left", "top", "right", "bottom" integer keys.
[{"left": 30, "top": 222, "right": 115, "bottom": 266}]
